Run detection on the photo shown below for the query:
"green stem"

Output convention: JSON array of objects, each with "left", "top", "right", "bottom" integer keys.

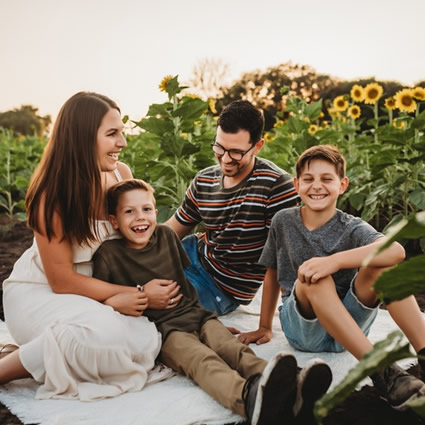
[{"left": 374, "top": 102, "right": 379, "bottom": 144}]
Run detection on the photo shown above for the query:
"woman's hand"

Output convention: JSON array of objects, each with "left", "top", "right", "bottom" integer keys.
[
  {"left": 143, "top": 279, "right": 183, "bottom": 310},
  {"left": 104, "top": 289, "right": 148, "bottom": 316}
]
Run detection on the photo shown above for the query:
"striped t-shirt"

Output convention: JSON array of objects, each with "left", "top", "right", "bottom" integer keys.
[{"left": 175, "top": 157, "right": 300, "bottom": 305}]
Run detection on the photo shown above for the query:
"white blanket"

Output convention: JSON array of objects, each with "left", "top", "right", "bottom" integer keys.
[{"left": 0, "top": 293, "right": 417, "bottom": 425}]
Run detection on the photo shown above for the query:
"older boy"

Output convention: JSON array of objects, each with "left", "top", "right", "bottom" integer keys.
[
  {"left": 92, "top": 179, "right": 332, "bottom": 425},
  {"left": 239, "top": 145, "right": 425, "bottom": 410}
]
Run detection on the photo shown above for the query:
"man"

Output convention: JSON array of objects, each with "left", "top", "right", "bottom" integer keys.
[{"left": 166, "top": 100, "right": 299, "bottom": 315}]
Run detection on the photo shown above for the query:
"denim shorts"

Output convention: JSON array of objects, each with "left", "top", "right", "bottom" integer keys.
[
  {"left": 182, "top": 234, "right": 239, "bottom": 316},
  {"left": 279, "top": 278, "right": 379, "bottom": 352}
]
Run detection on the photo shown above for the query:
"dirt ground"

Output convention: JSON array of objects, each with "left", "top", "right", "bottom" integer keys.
[{"left": 1, "top": 220, "right": 425, "bottom": 425}]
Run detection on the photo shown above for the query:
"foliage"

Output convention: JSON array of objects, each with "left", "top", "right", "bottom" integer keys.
[
  {"left": 261, "top": 83, "right": 425, "bottom": 234},
  {"left": 0, "top": 105, "right": 51, "bottom": 137},
  {"left": 370, "top": 211, "right": 425, "bottom": 303},
  {"left": 120, "top": 75, "right": 216, "bottom": 221},
  {"left": 217, "top": 62, "right": 339, "bottom": 130},
  {"left": 0, "top": 129, "right": 45, "bottom": 230},
  {"left": 314, "top": 331, "right": 417, "bottom": 424}
]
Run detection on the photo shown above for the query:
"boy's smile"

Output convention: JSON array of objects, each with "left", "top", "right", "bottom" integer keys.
[
  {"left": 294, "top": 159, "right": 349, "bottom": 216},
  {"left": 109, "top": 189, "right": 158, "bottom": 249}
]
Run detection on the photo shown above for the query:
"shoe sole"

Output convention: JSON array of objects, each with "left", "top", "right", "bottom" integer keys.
[
  {"left": 252, "top": 353, "right": 298, "bottom": 425},
  {"left": 293, "top": 359, "right": 333, "bottom": 417}
]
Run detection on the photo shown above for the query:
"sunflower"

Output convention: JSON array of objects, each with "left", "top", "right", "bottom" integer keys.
[
  {"left": 158, "top": 75, "right": 173, "bottom": 92},
  {"left": 209, "top": 98, "right": 217, "bottom": 114},
  {"left": 328, "top": 108, "right": 340, "bottom": 119},
  {"left": 348, "top": 105, "right": 361, "bottom": 119},
  {"left": 384, "top": 97, "right": 396, "bottom": 110},
  {"left": 273, "top": 120, "right": 284, "bottom": 129},
  {"left": 350, "top": 85, "right": 365, "bottom": 102},
  {"left": 364, "top": 83, "right": 383, "bottom": 105},
  {"left": 393, "top": 118, "right": 406, "bottom": 129},
  {"left": 333, "top": 95, "right": 349, "bottom": 112},
  {"left": 308, "top": 124, "right": 318, "bottom": 135},
  {"left": 412, "top": 86, "right": 425, "bottom": 101},
  {"left": 264, "top": 133, "right": 274, "bottom": 142},
  {"left": 395, "top": 89, "right": 417, "bottom": 113}
]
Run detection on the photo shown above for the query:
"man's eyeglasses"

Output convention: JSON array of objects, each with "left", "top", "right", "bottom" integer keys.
[{"left": 211, "top": 141, "right": 255, "bottom": 161}]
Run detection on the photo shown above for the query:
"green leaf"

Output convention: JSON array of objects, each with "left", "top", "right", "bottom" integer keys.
[
  {"left": 412, "top": 109, "right": 425, "bottom": 130},
  {"left": 314, "top": 331, "right": 413, "bottom": 424},
  {"left": 165, "top": 75, "right": 184, "bottom": 98},
  {"left": 373, "top": 255, "right": 425, "bottom": 303},
  {"left": 172, "top": 98, "right": 208, "bottom": 121},
  {"left": 146, "top": 102, "right": 173, "bottom": 117},
  {"left": 304, "top": 99, "right": 323, "bottom": 121},
  {"left": 364, "top": 211, "right": 425, "bottom": 262},
  {"left": 287, "top": 116, "right": 309, "bottom": 134},
  {"left": 410, "top": 189, "right": 425, "bottom": 210},
  {"left": 137, "top": 117, "right": 174, "bottom": 135}
]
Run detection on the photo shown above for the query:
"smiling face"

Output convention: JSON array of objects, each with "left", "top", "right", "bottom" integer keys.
[
  {"left": 294, "top": 159, "right": 349, "bottom": 215},
  {"left": 109, "top": 188, "right": 158, "bottom": 249},
  {"left": 96, "top": 108, "right": 127, "bottom": 172},
  {"left": 214, "top": 126, "right": 263, "bottom": 184}
]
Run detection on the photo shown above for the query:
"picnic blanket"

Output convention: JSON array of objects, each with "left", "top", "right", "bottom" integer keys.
[{"left": 0, "top": 290, "right": 418, "bottom": 425}]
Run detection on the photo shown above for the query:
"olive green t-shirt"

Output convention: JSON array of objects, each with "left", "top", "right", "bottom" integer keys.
[{"left": 92, "top": 224, "right": 216, "bottom": 341}]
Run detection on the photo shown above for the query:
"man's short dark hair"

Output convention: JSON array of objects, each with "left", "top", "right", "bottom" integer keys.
[{"left": 217, "top": 100, "right": 265, "bottom": 145}]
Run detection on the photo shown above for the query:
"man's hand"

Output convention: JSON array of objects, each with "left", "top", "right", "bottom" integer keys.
[
  {"left": 143, "top": 279, "right": 183, "bottom": 309},
  {"left": 104, "top": 289, "right": 148, "bottom": 316},
  {"left": 298, "top": 256, "right": 339, "bottom": 285},
  {"left": 238, "top": 327, "right": 272, "bottom": 345}
]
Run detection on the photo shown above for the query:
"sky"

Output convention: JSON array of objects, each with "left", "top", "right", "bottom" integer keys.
[{"left": 1, "top": 0, "right": 424, "bottom": 123}]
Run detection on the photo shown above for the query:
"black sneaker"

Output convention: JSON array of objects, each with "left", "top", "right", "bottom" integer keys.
[
  {"left": 293, "top": 359, "right": 332, "bottom": 421},
  {"left": 372, "top": 363, "right": 425, "bottom": 410},
  {"left": 243, "top": 352, "right": 298, "bottom": 425}
]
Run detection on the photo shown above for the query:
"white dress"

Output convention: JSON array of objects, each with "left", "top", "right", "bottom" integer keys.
[{"left": 2, "top": 202, "right": 171, "bottom": 401}]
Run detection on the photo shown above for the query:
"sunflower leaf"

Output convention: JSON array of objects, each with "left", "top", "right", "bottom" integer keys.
[{"left": 314, "top": 331, "right": 413, "bottom": 424}]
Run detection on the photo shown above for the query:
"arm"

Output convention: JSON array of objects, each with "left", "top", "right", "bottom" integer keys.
[
  {"left": 164, "top": 215, "right": 194, "bottom": 240},
  {"left": 238, "top": 268, "right": 281, "bottom": 345},
  {"left": 36, "top": 203, "right": 136, "bottom": 302},
  {"left": 298, "top": 237, "right": 405, "bottom": 285}
]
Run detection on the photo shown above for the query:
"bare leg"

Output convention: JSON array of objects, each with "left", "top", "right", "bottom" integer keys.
[
  {"left": 295, "top": 275, "right": 373, "bottom": 359},
  {"left": 354, "top": 265, "right": 425, "bottom": 353},
  {"left": 0, "top": 350, "right": 32, "bottom": 384},
  {"left": 387, "top": 296, "right": 425, "bottom": 352}
]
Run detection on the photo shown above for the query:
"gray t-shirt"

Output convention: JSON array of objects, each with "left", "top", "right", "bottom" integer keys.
[{"left": 259, "top": 207, "right": 383, "bottom": 299}]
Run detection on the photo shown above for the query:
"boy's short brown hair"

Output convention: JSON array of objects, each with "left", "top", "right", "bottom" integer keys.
[
  {"left": 296, "top": 145, "right": 346, "bottom": 179},
  {"left": 107, "top": 179, "right": 155, "bottom": 215}
]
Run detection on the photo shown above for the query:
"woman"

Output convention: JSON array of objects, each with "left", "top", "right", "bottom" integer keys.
[{"left": 0, "top": 92, "right": 180, "bottom": 400}]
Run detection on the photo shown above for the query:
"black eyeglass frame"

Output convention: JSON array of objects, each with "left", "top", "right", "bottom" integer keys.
[{"left": 210, "top": 140, "right": 257, "bottom": 161}]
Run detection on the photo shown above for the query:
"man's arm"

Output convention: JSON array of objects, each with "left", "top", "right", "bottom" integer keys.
[
  {"left": 165, "top": 215, "right": 194, "bottom": 239},
  {"left": 298, "top": 237, "right": 405, "bottom": 285},
  {"left": 238, "top": 268, "right": 281, "bottom": 345}
]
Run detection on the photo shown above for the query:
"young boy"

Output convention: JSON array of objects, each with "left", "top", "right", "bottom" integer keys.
[
  {"left": 92, "top": 178, "right": 332, "bottom": 425},
  {"left": 239, "top": 145, "right": 425, "bottom": 411}
]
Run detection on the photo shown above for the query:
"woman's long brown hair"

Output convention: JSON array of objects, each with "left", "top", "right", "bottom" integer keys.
[{"left": 25, "top": 92, "right": 120, "bottom": 245}]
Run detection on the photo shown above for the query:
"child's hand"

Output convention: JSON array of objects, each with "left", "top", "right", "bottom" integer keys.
[
  {"left": 238, "top": 327, "right": 272, "bottom": 345},
  {"left": 298, "top": 256, "right": 339, "bottom": 285},
  {"left": 143, "top": 279, "right": 183, "bottom": 310},
  {"left": 104, "top": 289, "right": 148, "bottom": 316}
]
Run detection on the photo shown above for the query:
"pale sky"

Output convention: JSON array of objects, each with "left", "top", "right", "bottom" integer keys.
[{"left": 1, "top": 0, "right": 424, "bottom": 123}]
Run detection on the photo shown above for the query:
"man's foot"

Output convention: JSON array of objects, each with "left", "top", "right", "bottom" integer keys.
[
  {"left": 372, "top": 363, "right": 425, "bottom": 410},
  {"left": 243, "top": 352, "right": 298, "bottom": 425},
  {"left": 293, "top": 359, "right": 332, "bottom": 421}
]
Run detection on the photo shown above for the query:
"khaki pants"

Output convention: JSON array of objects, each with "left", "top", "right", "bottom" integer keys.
[{"left": 160, "top": 319, "right": 267, "bottom": 417}]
